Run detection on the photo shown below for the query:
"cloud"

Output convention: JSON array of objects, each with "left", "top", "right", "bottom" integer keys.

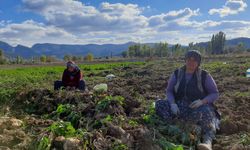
[
  {"left": 148, "top": 17, "right": 250, "bottom": 44},
  {"left": 0, "top": 20, "right": 13, "bottom": 27},
  {"left": 209, "top": 0, "right": 247, "bottom": 17},
  {"left": 163, "top": 8, "right": 199, "bottom": 21},
  {"left": 20, "top": 0, "right": 207, "bottom": 43},
  {"left": 148, "top": 14, "right": 165, "bottom": 27},
  {"left": 201, "top": 20, "right": 250, "bottom": 31},
  {"left": 22, "top": 0, "right": 147, "bottom": 33},
  {"left": 148, "top": 8, "right": 200, "bottom": 33},
  {"left": 0, "top": 20, "right": 5, "bottom": 26},
  {"left": 100, "top": 2, "right": 141, "bottom": 16},
  {"left": 148, "top": 8, "right": 199, "bottom": 27},
  {"left": 0, "top": 19, "right": 152, "bottom": 46},
  {"left": 157, "top": 21, "right": 195, "bottom": 31},
  {"left": 0, "top": 20, "right": 77, "bottom": 46},
  {"left": 2, "top": 18, "right": 250, "bottom": 46}
]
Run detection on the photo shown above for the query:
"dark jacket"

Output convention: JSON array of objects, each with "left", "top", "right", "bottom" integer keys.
[{"left": 62, "top": 68, "right": 83, "bottom": 87}]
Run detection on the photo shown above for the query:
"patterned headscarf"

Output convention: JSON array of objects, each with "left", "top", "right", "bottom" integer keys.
[
  {"left": 185, "top": 50, "right": 201, "bottom": 65},
  {"left": 66, "top": 61, "right": 77, "bottom": 69}
]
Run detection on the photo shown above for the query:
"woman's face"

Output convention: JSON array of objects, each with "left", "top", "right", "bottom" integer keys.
[
  {"left": 67, "top": 66, "right": 74, "bottom": 72},
  {"left": 185, "top": 57, "right": 199, "bottom": 72}
]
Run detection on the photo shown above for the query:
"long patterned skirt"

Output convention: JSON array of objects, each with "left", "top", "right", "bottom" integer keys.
[{"left": 155, "top": 99, "right": 220, "bottom": 141}]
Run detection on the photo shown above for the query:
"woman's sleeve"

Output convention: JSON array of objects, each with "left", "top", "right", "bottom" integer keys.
[
  {"left": 62, "top": 70, "right": 67, "bottom": 84},
  {"left": 166, "top": 73, "right": 177, "bottom": 104},
  {"left": 203, "top": 73, "right": 219, "bottom": 103},
  {"left": 76, "top": 71, "right": 81, "bottom": 82}
]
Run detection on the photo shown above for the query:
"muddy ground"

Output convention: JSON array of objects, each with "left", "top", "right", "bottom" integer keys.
[{"left": 0, "top": 56, "right": 250, "bottom": 150}]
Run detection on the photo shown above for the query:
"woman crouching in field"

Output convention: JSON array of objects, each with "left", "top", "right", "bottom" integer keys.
[
  {"left": 156, "top": 50, "right": 220, "bottom": 150},
  {"left": 54, "top": 61, "right": 85, "bottom": 91}
]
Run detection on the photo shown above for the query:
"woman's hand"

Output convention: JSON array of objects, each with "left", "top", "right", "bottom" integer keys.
[
  {"left": 170, "top": 103, "right": 180, "bottom": 115},
  {"left": 189, "top": 99, "right": 207, "bottom": 109}
]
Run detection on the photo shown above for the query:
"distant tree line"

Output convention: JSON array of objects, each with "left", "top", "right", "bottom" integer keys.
[
  {"left": 0, "top": 50, "right": 24, "bottom": 64},
  {"left": 0, "top": 49, "right": 95, "bottom": 65},
  {"left": 63, "top": 53, "right": 94, "bottom": 62},
  {"left": 122, "top": 31, "right": 250, "bottom": 58},
  {"left": 38, "top": 53, "right": 95, "bottom": 63},
  {"left": 122, "top": 42, "right": 197, "bottom": 58}
]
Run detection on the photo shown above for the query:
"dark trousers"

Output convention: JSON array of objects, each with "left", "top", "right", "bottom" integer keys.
[{"left": 54, "top": 80, "right": 85, "bottom": 91}]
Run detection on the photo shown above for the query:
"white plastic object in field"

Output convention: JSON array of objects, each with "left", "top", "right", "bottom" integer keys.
[{"left": 247, "top": 68, "right": 250, "bottom": 77}]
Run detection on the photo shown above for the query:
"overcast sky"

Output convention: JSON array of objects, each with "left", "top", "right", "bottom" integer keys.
[{"left": 0, "top": 0, "right": 249, "bottom": 47}]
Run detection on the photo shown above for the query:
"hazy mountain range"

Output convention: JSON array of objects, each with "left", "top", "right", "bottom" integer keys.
[{"left": 1, "top": 37, "right": 250, "bottom": 59}]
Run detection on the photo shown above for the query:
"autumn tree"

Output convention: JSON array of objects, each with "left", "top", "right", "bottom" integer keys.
[{"left": 85, "top": 53, "right": 94, "bottom": 62}]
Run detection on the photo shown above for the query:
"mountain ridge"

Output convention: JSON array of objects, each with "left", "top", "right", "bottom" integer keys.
[{"left": 1, "top": 37, "right": 250, "bottom": 59}]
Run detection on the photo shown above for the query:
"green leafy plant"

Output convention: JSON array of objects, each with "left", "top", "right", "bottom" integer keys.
[
  {"left": 67, "top": 111, "right": 81, "bottom": 127},
  {"left": 149, "top": 102, "right": 156, "bottom": 114},
  {"left": 96, "top": 96, "right": 124, "bottom": 111},
  {"left": 48, "top": 121, "right": 76, "bottom": 137},
  {"left": 112, "top": 140, "right": 128, "bottom": 150},
  {"left": 128, "top": 119, "right": 138, "bottom": 127},
  {"left": 92, "top": 120, "right": 102, "bottom": 129},
  {"left": 157, "top": 137, "right": 184, "bottom": 150},
  {"left": 113, "top": 144, "right": 128, "bottom": 150},
  {"left": 240, "top": 133, "right": 250, "bottom": 145},
  {"left": 142, "top": 102, "right": 157, "bottom": 124},
  {"left": 37, "top": 136, "right": 51, "bottom": 150},
  {"left": 158, "top": 123, "right": 200, "bottom": 146},
  {"left": 56, "top": 104, "right": 72, "bottom": 116},
  {"left": 102, "top": 115, "right": 113, "bottom": 123}
]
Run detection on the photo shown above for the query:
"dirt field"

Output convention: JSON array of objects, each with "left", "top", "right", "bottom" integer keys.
[{"left": 0, "top": 56, "right": 250, "bottom": 150}]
